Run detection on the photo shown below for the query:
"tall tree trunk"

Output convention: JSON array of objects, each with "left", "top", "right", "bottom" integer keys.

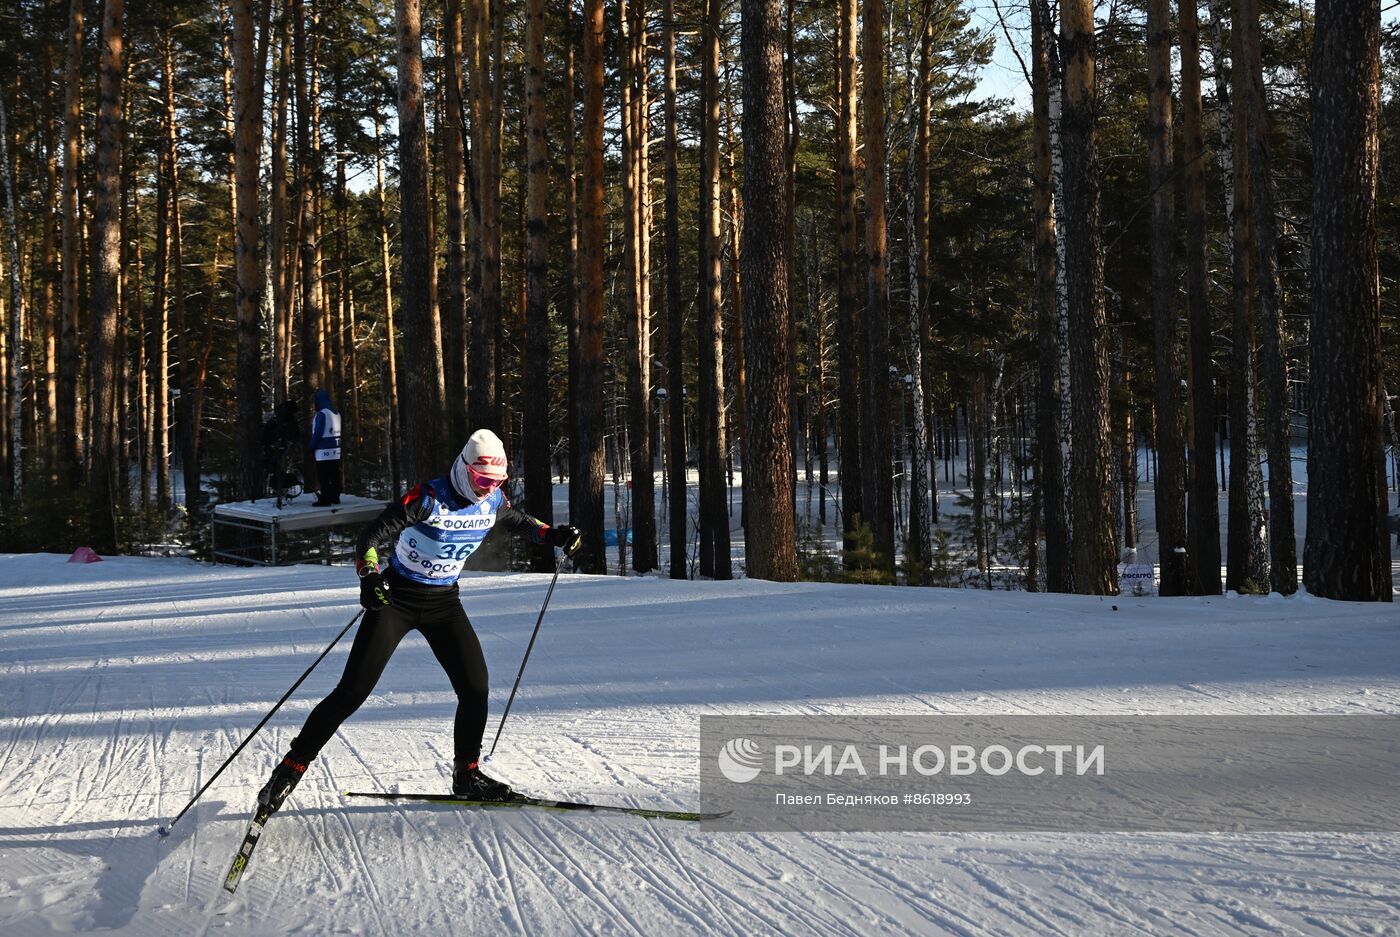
[
  {"left": 469, "top": 0, "right": 500, "bottom": 434},
  {"left": 0, "top": 94, "right": 21, "bottom": 497},
  {"left": 232, "top": 0, "right": 264, "bottom": 500},
  {"left": 698, "top": 0, "right": 732, "bottom": 580},
  {"left": 835, "top": 0, "right": 863, "bottom": 558},
  {"left": 523, "top": 0, "right": 553, "bottom": 571},
  {"left": 1, "top": 247, "right": 9, "bottom": 494},
  {"left": 310, "top": 9, "right": 330, "bottom": 399},
  {"left": 490, "top": 2, "right": 505, "bottom": 423},
  {"left": 160, "top": 36, "right": 198, "bottom": 517},
  {"left": 1032, "top": 0, "right": 1069, "bottom": 592},
  {"left": 1304, "top": 0, "right": 1389, "bottom": 601},
  {"left": 1235, "top": 0, "right": 1296, "bottom": 593},
  {"left": 1180, "top": 0, "right": 1222, "bottom": 594},
  {"left": 151, "top": 70, "right": 171, "bottom": 512},
  {"left": 58, "top": 0, "right": 83, "bottom": 486},
  {"left": 740, "top": 0, "right": 797, "bottom": 581},
  {"left": 1039, "top": 0, "right": 1073, "bottom": 566},
  {"left": 395, "top": 0, "right": 444, "bottom": 484},
  {"left": 1117, "top": 339, "right": 1136, "bottom": 551},
  {"left": 721, "top": 69, "right": 746, "bottom": 531},
  {"left": 270, "top": 5, "right": 291, "bottom": 405},
  {"left": 905, "top": 1, "right": 933, "bottom": 571},
  {"left": 635, "top": 0, "right": 656, "bottom": 573},
  {"left": 40, "top": 97, "right": 59, "bottom": 478},
  {"left": 577, "top": 0, "right": 608, "bottom": 572},
  {"left": 621, "top": 0, "right": 656, "bottom": 574},
  {"left": 294, "top": 0, "right": 322, "bottom": 396},
  {"left": 563, "top": 3, "right": 581, "bottom": 522},
  {"left": 1147, "top": 0, "right": 1187, "bottom": 594},
  {"left": 132, "top": 167, "right": 149, "bottom": 505},
  {"left": 373, "top": 119, "right": 402, "bottom": 494},
  {"left": 88, "top": 0, "right": 123, "bottom": 552},
  {"left": 861, "top": 0, "right": 895, "bottom": 574},
  {"left": 1215, "top": 0, "right": 1269, "bottom": 592},
  {"left": 444, "top": 0, "right": 468, "bottom": 446},
  {"left": 663, "top": 0, "right": 687, "bottom": 579},
  {"left": 1060, "top": 0, "right": 1116, "bottom": 594}
]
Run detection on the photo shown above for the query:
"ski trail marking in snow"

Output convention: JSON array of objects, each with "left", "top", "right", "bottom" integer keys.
[
  {"left": 475, "top": 820, "right": 529, "bottom": 933},
  {"left": 3, "top": 556, "right": 1400, "bottom": 934},
  {"left": 638, "top": 815, "right": 745, "bottom": 937},
  {"left": 330, "top": 797, "right": 392, "bottom": 937},
  {"left": 508, "top": 815, "right": 652, "bottom": 937}
]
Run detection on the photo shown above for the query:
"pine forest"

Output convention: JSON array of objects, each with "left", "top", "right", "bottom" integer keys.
[{"left": 0, "top": 0, "right": 1392, "bottom": 600}]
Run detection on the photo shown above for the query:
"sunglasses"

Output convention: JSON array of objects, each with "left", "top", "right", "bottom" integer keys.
[{"left": 467, "top": 464, "right": 505, "bottom": 493}]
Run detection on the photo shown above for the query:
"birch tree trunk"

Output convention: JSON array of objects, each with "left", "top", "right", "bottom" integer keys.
[
  {"left": 904, "top": 1, "right": 932, "bottom": 572},
  {"left": 1033, "top": 0, "right": 1069, "bottom": 592},
  {"left": 1038, "top": 0, "right": 1073, "bottom": 565}
]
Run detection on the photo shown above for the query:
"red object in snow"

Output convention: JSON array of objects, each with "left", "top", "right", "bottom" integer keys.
[{"left": 68, "top": 547, "right": 103, "bottom": 564}]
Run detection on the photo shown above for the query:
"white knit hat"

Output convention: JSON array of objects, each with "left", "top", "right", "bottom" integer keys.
[{"left": 451, "top": 429, "right": 508, "bottom": 497}]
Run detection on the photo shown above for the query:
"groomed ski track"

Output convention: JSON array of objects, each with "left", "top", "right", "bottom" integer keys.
[{"left": 1, "top": 553, "right": 1398, "bottom": 935}]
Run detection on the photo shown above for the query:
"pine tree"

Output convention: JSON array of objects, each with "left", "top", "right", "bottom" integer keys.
[{"left": 1304, "top": 0, "right": 1389, "bottom": 601}]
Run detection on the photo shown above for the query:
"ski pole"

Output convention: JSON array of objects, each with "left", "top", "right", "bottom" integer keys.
[
  {"left": 486, "top": 555, "right": 563, "bottom": 760},
  {"left": 158, "top": 608, "right": 365, "bottom": 837}
]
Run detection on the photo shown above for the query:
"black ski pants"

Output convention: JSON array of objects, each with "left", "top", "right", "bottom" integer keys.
[
  {"left": 291, "top": 575, "right": 489, "bottom": 765},
  {"left": 315, "top": 458, "right": 342, "bottom": 502}
]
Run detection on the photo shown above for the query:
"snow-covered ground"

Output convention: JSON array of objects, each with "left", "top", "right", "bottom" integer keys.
[{"left": 2, "top": 553, "right": 1398, "bottom": 935}]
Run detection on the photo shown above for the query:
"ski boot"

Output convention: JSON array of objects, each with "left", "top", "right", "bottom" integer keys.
[
  {"left": 452, "top": 760, "right": 514, "bottom": 802},
  {"left": 257, "top": 753, "right": 308, "bottom": 813}
]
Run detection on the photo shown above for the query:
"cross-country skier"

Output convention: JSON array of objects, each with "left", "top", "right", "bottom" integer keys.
[{"left": 256, "top": 428, "right": 583, "bottom": 813}]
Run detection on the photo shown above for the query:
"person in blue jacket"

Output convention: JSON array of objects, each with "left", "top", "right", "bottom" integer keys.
[
  {"left": 310, "top": 388, "right": 342, "bottom": 506},
  {"left": 256, "top": 429, "right": 583, "bottom": 812}
]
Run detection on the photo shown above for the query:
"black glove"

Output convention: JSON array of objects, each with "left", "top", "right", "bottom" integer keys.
[
  {"left": 359, "top": 570, "right": 393, "bottom": 609},
  {"left": 547, "top": 524, "right": 582, "bottom": 556}
]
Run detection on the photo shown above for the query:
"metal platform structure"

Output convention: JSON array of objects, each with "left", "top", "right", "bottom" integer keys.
[{"left": 211, "top": 495, "right": 387, "bottom": 566}]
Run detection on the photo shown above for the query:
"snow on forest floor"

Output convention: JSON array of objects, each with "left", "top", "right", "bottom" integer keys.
[{"left": 1, "top": 553, "right": 1398, "bottom": 935}]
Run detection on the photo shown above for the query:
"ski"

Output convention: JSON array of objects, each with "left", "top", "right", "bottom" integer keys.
[
  {"left": 223, "top": 804, "right": 273, "bottom": 894},
  {"left": 342, "top": 790, "right": 729, "bottom": 822}
]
